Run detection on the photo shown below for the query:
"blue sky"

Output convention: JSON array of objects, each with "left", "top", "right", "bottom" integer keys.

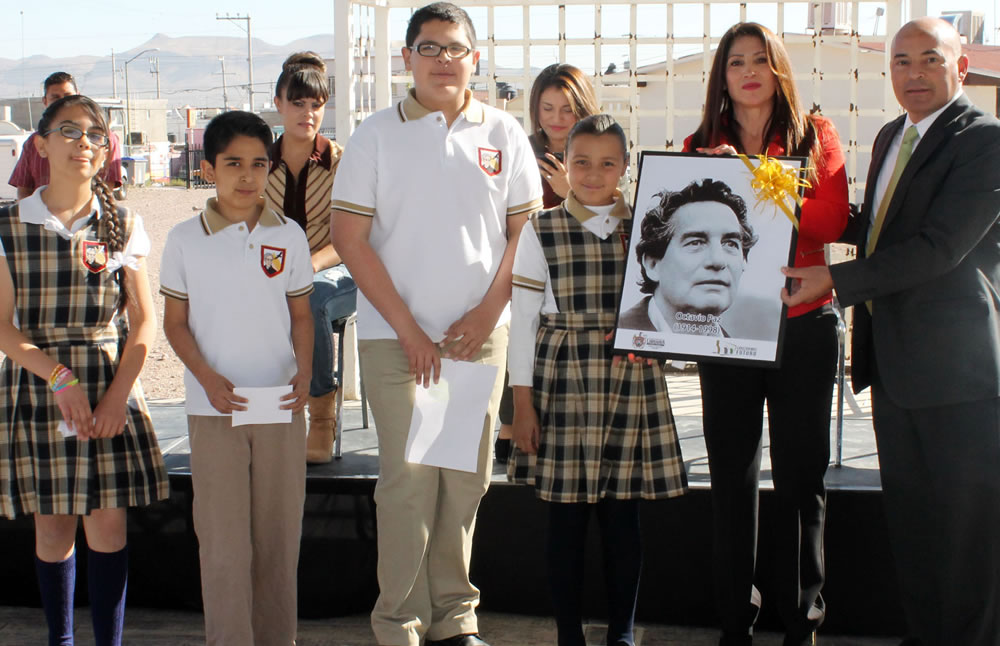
[{"left": 2, "top": 0, "right": 995, "bottom": 63}]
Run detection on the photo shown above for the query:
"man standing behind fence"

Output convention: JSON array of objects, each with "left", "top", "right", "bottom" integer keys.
[
  {"left": 784, "top": 17, "right": 1000, "bottom": 646},
  {"left": 330, "top": 3, "right": 542, "bottom": 645}
]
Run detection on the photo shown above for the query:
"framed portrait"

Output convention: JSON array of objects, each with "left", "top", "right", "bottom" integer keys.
[{"left": 612, "top": 151, "right": 804, "bottom": 367}]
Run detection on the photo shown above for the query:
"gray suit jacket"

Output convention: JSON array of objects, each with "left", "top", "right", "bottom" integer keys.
[{"left": 831, "top": 94, "right": 1000, "bottom": 408}]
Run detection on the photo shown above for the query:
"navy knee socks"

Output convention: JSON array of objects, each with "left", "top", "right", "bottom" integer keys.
[
  {"left": 88, "top": 546, "right": 128, "bottom": 646},
  {"left": 35, "top": 552, "right": 75, "bottom": 646}
]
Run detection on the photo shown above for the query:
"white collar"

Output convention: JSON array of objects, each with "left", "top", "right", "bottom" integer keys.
[
  {"left": 18, "top": 188, "right": 100, "bottom": 235},
  {"left": 903, "top": 90, "right": 963, "bottom": 139},
  {"left": 647, "top": 297, "right": 671, "bottom": 334}
]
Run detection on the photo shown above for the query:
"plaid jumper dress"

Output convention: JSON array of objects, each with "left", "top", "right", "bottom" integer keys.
[
  {"left": 0, "top": 203, "right": 169, "bottom": 518},
  {"left": 509, "top": 204, "right": 687, "bottom": 503}
]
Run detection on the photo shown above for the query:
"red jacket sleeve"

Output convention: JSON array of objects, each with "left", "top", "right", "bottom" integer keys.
[{"left": 797, "top": 117, "right": 849, "bottom": 244}]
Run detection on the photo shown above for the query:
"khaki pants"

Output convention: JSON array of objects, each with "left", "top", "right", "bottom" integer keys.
[
  {"left": 362, "top": 326, "right": 508, "bottom": 646},
  {"left": 188, "top": 413, "right": 307, "bottom": 646}
]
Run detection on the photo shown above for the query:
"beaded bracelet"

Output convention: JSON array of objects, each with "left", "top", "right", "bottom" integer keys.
[{"left": 52, "top": 378, "right": 79, "bottom": 394}]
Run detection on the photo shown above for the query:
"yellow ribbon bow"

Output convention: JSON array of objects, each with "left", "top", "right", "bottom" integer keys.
[{"left": 737, "top": 154, "right": 810, "bottom": 230}]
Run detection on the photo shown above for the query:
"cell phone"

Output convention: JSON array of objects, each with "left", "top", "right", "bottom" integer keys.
[{"left": 537, "top": 151, "right": 563, "bottom": 163}]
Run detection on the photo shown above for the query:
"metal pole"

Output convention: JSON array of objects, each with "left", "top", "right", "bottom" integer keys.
[
  {"left": 125, "top": 62, "right": 131, "bottom": 148},
  {"left": 247, "top": 17, "right": 254, "bottom": 112},
  {"left": 220, "top": 57, "right": 229, "bottom": 111},
  {"left": 151, "top": 58, "right": 160, "bottom": 99},
  {"left": 22, "top": 11, "right": 32, "bottom": 128},
  {"left": 216, "top": 14, "right": 254, "bottom": 111},
  {"left": 123, "top": 48, "right": 159, "bottom": 152}
]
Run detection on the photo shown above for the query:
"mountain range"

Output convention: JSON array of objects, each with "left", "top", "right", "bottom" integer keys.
[{"left": 0, "top": 33, "right": 337, "bottom": 111}]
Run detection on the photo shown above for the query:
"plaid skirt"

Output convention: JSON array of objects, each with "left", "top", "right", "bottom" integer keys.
[
  {"left": 509, "top": 312, "right": 687, "bottom": 503},
  {"left": 0, "top": 335, "right": 169, "bottom": 519}
]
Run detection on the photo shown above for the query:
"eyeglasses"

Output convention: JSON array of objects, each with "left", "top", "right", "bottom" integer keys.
[
  {"left": 44, "top": 125, "right": 109, "bottom": 147},
  {"left": 410, "top": 42, "right": 472, "bottom": 59}
]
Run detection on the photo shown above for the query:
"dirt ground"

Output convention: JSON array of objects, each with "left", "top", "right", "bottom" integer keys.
[{"left": 131, "top": 186, "right": 216, "bottom": 401}]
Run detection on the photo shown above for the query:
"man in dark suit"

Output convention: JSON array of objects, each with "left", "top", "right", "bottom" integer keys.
[{"left": 784, "top": 17, "right": 1000, "bottom": 646}]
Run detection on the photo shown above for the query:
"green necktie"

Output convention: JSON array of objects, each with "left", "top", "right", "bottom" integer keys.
[
  {"left": 867, "top": 125, "right": 919, "bottom": 256},
  {"left": 865, "top": 125, "right": 918, "bottom": 313}
]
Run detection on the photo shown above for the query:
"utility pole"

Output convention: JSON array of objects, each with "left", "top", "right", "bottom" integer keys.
[
  {"left": 150, "top": 57, "right": 161, "bottom": 99},
  {"left": 215, "top": 57, "right": 235, "bottom": 111},
  {"left": 216, "top": 13, "right": 255, "bottom": 111},
  {"left": 22, "top": 11, "right": 31, "bottom": 127},
  {"left": 124, "top": 48, "right": 159, "bottom": 149},
  {"left": 111, "top": 49, "right": 118, "bottom": 98}
]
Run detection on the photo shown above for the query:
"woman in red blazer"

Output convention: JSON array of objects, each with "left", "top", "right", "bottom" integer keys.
[{"left": 682, "top": 22, "right": 848, "bottom": 646}]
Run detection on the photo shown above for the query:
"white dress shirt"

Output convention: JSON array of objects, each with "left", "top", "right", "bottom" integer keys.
[{"left": 870, "top": 91, "right": 964, "bottom": 229}]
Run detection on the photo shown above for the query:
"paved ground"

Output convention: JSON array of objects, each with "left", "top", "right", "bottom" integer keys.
[{"left": 0, "top": 607, "right": 898, "bottom": 645}]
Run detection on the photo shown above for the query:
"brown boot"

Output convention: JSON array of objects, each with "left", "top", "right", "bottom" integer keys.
[{"left": 306, "top": 389, "right": 338, "bottom": 464}]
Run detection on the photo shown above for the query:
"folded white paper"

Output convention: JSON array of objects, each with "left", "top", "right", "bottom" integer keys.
[
  {"left": 231, "top": 385, "right": 293, "bottom": 427},
  {"left": 405, "top": 359, "right": 500, "bottom": 473}
]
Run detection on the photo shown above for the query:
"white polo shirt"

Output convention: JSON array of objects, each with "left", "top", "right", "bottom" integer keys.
[
  {"left": 159, "top": 198, "right": 314, "bottom": 416},
  {"left": 331, "top": 89, "right": 543, "bottom": 341}
]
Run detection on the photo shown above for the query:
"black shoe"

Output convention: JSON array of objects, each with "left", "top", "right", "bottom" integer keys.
[
  {"left": 426, "top": 634, "right": 490, "bottom": 646},
  {"left": 494, "top": 437, "right": 511, "bottom": 464}
]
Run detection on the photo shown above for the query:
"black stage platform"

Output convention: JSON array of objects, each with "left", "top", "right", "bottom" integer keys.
[{"left": 0, "top": 375, "right": 904, "bottom": 638}]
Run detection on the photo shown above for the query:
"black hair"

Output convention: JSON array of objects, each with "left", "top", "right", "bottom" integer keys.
[
  {"left": 566, "top": 114, "right": 627, "bottom": 162},
  {"left": 274, "top": 52, "right": 329, "bottom": 104},
  {"left": 44, "top": 71, "right": 78, "bottom": 94},
  {"left": 203, "top": 110, "right": 273, "bottom": 166},
  {"left": 405, "top": 2, "right": 476, "bottom": 49},
  {"left": 636, "top": 178, "right": 758, "bottom": 294},
  {"left": 38, "top": 95, "right": 128, "bottom": 310}
]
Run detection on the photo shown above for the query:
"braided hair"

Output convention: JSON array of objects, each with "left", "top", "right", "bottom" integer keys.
[{"left": 38, "top": 95, "right": 129, "bottom": 310}]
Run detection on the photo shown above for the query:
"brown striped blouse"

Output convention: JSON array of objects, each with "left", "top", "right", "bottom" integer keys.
[{"left": 265, "top": 133, "right": 343, "bottom": 255}]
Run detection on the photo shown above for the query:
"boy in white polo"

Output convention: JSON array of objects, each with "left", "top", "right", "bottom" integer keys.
[
  {"left": 160, "top": 111, "right": 314, "bottom": 646},
  {"left": 331, "top": 4, "right": 542, "bottom": 646}
]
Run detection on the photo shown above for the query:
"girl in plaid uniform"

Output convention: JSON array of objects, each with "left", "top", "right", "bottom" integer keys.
[
  {"left": 0, "top": 95, "right": 168, "bottom": 645},
  {"left": 508, "top": 115, "right": 687, "bottom": 646}
]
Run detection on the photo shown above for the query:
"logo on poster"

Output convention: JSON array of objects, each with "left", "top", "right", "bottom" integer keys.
[{"left": 713, "top": 339, "right": 757, "bottom": 358}]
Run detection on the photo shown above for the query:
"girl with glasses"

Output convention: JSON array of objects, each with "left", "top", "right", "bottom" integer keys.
[{"left": 0, "top": 94, "right": 168, "bottom": 645}]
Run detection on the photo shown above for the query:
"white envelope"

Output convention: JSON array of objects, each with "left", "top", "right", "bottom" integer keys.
[{"left": 231, "top": 385, "right": 293, "bottom": 427}]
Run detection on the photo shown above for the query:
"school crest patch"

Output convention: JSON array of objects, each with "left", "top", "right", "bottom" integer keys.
[
  {"left": 261, "top": 245, "right": 286, "bottom": 278},
  {"left": 81, "top": 240, "right": 109, "bottom": 273},
  {"left": 478, "top": 147, "right": 502, "bottom": 176}
]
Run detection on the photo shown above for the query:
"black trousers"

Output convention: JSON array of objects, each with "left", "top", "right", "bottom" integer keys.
[
  {"left": 871, "top": 379, "right": 1000, "bottom": 646},
  {"left": 546, "top": 499, "right": 642, "bottom": 646},
  {"left": 698, "top": 308, "right": 837, "bottom": 644}
]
